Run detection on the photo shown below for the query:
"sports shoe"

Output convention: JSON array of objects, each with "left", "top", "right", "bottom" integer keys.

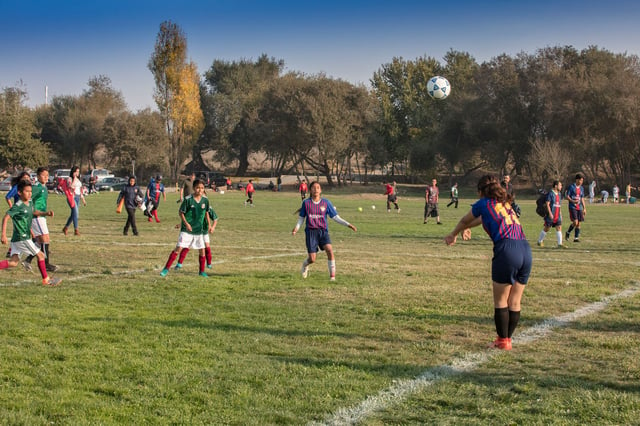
[
  {"left": 199, "top": 272, "right": 208, "bottom": 277},
  {"left": 488, "top": 336, "right": 512, "bottom": 350},
  {"left": 46, "top": 263, "right": 59, "bottom": 272},
  {"left": 387, "top": 209, "right": 391, "bottom": 213},
  {"left": 329, "top": 277, "right": 335, "bottom": 281},
  {"left": 537, "top": 240, "right": 544, "bottom": 247},
  {"left": 437, "top": 222, "right": 443, "bottom": 225},
  {"left": 565, "top": 232, "right": 570, "bottom": 241},
  {"left": 573, "top": 238, "right": 580, "bottom": 243},
  {"left": 174, "top": 263, "right": 182, "bottom": 270},
  {"left": 301, "top": 263, "right": 309, "bottom": 279},
  {"left": 555, "top": 244, "right": 568, "bottom": 249},
  {"left": 21, "top": 260, "right": 33, "bottom": 273},
  {"left": 206, "top": 264, "right": 212, "bottom": 269},
  {"left": 160, "top": 268, "right": 169, "bottom": 277},
  {"left": 423, "top": 220, "right": 428, "bottom": 224},
  {"left": 397, "top": 209, "right": 400, "bottom": 213},
  {"left": 43, "top": 277, "right": 62, "bottom": 286},
  {"left": 62, "top": 226, "right": 68, "bottom": 236}
]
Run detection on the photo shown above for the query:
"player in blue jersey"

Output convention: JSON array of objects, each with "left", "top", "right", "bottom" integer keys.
[
  {"left": 565, "top": 173, "right": 587, "bottom": 242},
  {"left": 536, "top": 180, "right": 566, "bottom": 248},
  {"left": 444, "top": 175, "right": 532, "bottom": 351},
  {"left": 292, "top": 181, "right": 357, "bottom": 281}
]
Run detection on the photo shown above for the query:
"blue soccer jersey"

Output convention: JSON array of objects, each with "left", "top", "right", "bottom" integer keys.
[
  {"left": 546, "top": 191, "right": 562, "bottom": 222},
  {"left": 566, "top": 183, "right": 584, "bottom": 211},
  {"left": 298, "top": 198, "right": 338, "bottom": 230},
  {"left": 471, "top": 197, "right": 526, "bottom": 243}
]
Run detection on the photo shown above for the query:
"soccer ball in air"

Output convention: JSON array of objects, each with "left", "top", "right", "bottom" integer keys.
[
  {"left": 427, "top": 76, "right": 451, "bottom": 100},
  {"left": 371, "top": 205, "right": 376, "bottom": 210},
  {"left": 358, "top": 207, "right": 363, "bottom": 212}
]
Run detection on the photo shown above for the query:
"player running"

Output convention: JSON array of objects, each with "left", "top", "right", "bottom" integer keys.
[{"left": 292, "top": 181, "right": 356, "bottom": 281}]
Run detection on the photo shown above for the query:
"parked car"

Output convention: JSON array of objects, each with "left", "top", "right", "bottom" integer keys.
[
  {"left": 0, "top": 176, "right": 12, "bottom": 191},
  {"left": 83, "top": 168, "right": 114, "bottom": 184},
  {"left": 193, "top": 171, "right": 228, "bottom": 189},
  {"left": 95, "top": 177, "right": 127, "bottom": 192}
]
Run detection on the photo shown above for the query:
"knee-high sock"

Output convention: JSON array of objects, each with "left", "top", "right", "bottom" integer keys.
[
  {"left": 508, "top": 310, "right": 521, "bottom": 338},
  {"left": 38, "top": 259, "right": 47, "bottom": 279},
  {"left": 494, "top": 307, "right": 509, "bottom": 338},
  {"left": 0, "top": 260, "right": 9, "bottom": 270},
  {"left": 205, "top": 246, "right": 212, "bottom": 265},
  {"left": 328, "top": 259, "right": 336, "bottom": 278},
  {"left": 178, "top": 248, "right": 189, "bottom": 264},
  {"left": 199, "top": 255, "right": 206, "bottom": 273},
  {"left": 164, "top": 251, "right": 178, "bottom": 270}
]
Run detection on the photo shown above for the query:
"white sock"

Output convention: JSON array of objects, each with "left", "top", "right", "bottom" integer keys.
[
  {"left": 538, "top": 230, "right": 546, "bottom": 243},
  {"left": 556, "top": 231, "right": 563, "bottom": 245},
  {"left": 302, "top": 259, "right": 309, "bottom": 269},
  {"left": 328, "top": 259, "right": 336, "bottom": 278}
]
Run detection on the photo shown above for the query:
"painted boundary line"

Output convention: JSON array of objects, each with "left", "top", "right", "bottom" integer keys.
[{"left": 311, "top": 281, "right": 640, "bottom": 426}]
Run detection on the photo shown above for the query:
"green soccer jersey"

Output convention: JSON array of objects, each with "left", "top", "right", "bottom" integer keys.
[
  {"left": 179, "top": 195, "right": 210, "bottom": 235},
  {"left": 7, "top": 199, "right": 35, "bottom": 242},
  {"left": 202, "top": 201, "right": 218, "bottom": 235},
  {"left": 31, "top": 181, "right": 48, "bottom": 212}
]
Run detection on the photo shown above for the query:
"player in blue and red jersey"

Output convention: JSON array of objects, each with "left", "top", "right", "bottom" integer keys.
[
  {"left": 145, "top": 175, "right": 166, "bottom": 223},
  {"left": 292, "top": 181, "right": 357, "bottom": 281},
  {"left": 536, "top": 180, "right": 566, "bottom": 248},
  {"left": 565, "top": 173, "right": 587, "bottom": 243},
  {"left": 444, "top": 175, "right": 532, "bottom": 351}
]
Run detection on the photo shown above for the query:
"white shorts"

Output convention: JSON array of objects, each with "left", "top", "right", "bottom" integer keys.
[
  {"left": 31, "top": 217, "right": 49, "bottom": 237},
  {"left": 203, "top": 233, "right": 210, "bottom": 245},
  {"left": 10, "top": 240, "right": 41, "bottom": 258},
  {"left": 176, "top": 232, "right": 205, "bottom": 250}
]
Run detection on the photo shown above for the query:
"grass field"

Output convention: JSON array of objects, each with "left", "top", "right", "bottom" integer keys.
[{"left": 1, "top": 186, "right": 639, "bottom": 425}]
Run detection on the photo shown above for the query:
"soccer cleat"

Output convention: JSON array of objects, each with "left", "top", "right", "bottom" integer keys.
[
  {"left": 301, "top": 263, "right": 309, "bottom": 279},
  {"left": 329, "top": 277, "right": 335, "bottom": 281},
  {"left": 21, "top": 260, "right": 33, "bottom": 273},
  {"left": 199, "top": 272, "right": 208, "bottom": 277},
  {"left": 206, "top": 264, "right": 212, "bottom": 269},
  {"left": 556, "top": 244, "right": 568, "bottom": 249},
  {"left": 437, "top": 222, "right": 443, "bottom": 225},
  {"left": 573, "top": 238, "right": 580, "bottom": 243},
  {"left": 488, "top": 336, "right": 512, "bottom": 350},
  {"left": 160, "top": 268, "right": 169, "bottom": 277},
  {"left": 397, "top": 209, "right": 400, "bottom": 213},
  {"left": 62, "top": 226, "right": 68, "bottom": 236},
  {"left": 174, "top": 263, "right": 182, "bottom": 270},
  {"left": 387, "top": 209, "right": 391, "bottom": 213},
  {"left": 46, "top": 263, "right": 59, "bottom": 272},
  {"left": 148, "top": 217, "right": 153, "bottom": 222},
  {"left": 537, "top": 240, "right": 544, "bottom": 247},
  {"left": 42, "top": 277, "right": 62, "bottom": 286},
  {"left": 565, "top": 232, "right": 570, "bottom": 241},
  {"left": 423, "top": 220, "right": 427, "bottom": 224}
]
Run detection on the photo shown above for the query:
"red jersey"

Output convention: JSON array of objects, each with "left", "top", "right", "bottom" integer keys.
[
  {"left": 246, "top": 182, "right": 255, "bottom": 194},
  {"left": 299, "top": 182, "right": 308, "bottom": 192},
  {"left": 384, "top": 184, "right": 394, "bottom": 196}
]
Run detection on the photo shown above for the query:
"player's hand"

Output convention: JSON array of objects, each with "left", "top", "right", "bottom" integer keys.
[
  {"left": 444, "top": 234, "right": 457, "bottom": 246},
  {"left": 349, "top": 224, "right": 357, "bottom": 232},
  {"left": 462, "top": 228, "right": 472, "bottom": 240},
  {"left": 48, "top": 211, "right": 54, "bottom": 217},
  {"left": 292, "top": 229, "right": 297, "bottom": 236},
  {"left": 1, "top": 235, "right": 7, "bottom": 245},
  {"left": 185, "top": 224, "right": 192, "bottom": 232}
]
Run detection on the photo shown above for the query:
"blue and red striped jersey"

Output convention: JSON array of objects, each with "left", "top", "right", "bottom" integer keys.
[
  {"left": 299, "top": 198, "right": 338, "bottom": 230},
  {"left": 471, "top": 197, "right": 526, "bottom": 242}
]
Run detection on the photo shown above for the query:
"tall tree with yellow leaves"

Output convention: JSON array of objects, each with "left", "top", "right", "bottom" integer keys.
[{"left": 148, "top": 20, "right": 203, "bottom": 181}]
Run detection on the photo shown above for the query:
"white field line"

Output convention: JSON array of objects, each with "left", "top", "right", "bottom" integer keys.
[{"left": 311, "top": 281, "right": 640, "bottom": 426}]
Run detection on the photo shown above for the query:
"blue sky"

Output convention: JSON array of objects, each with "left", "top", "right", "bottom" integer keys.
[{"left": 2, "top": 0, "right": 639, "bottom": 111}]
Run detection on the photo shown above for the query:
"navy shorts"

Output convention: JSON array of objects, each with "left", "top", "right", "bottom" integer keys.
[
  {"left": 492, "top": 239, "right": 532, "bottom": 285},
  {"left": 305, "top": 228, "right": 331, "bottom": 253},
  {"left": 544, "top": 216, "right": 562, "bottom": 228},
  {"left": 569, "top": 208, "right": 584, "bottom": 222}
]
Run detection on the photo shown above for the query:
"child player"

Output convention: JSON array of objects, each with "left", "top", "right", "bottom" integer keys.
[
  {"left": 536, "top": 180, "right": 566, "bottom": 248},
  {"left": 1, "top": 180, "right": 62, "bottom": 286},
  {"left": 160, "top": 179, "right": 211, "bottom": 277},
  {"left": 291, "top": 181, "right": 357, "bottom": 281},
  {"left": 23, "top": 167, "right": 59, "bottom": 272},
  {"left": 203, "top": 203, "right": 218, "bottom": 269}
]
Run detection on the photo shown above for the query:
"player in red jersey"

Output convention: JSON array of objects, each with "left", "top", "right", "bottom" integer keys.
[
  {"left": 244, "top": 179, "right": 255, "bottom": 206},
  {"left": 383, "top": 181, "right": 400, "bottom": 213}
]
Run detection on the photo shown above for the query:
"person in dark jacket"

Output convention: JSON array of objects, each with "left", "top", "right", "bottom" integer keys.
[{"left": 117, "top": 176, "right": 144, "bottom": 236}]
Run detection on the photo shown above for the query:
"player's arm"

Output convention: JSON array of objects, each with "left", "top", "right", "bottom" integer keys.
[
  {"left": 179, "top": 211, "right": 191, "bottom": 232},
  {"left": 1, "top": 213, "right": 10, "bottom": 245},
  {"left": 292, "top": 216, "right": 305, "bottom": 235},
  {"left": 34, "top": 209, "right": 54, "bottom": 218},
  {"left": 546, "top": 200, "right": 552, "bottom": 217},
  {"left": 445, "top": 210, "right": 480, "bottom": 246},
  {"left": 331, "top": 215, "right": 357, "bottom": 232}
]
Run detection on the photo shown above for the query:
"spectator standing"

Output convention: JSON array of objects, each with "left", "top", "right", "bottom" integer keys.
[
  {"left": 612, "top": 184, "right": 619, "bottom": 203},
  {"left": 588, "top": 180, "right": 597, "bottom": 204},
  {"left": 424, "top": 178, "right": 441, "bottom": 225},
  {"left": 117, "top": 176, "right": 144, "bottom": 236},
  {"left": 62, "top": 166, "right": 86, "bottom": 236}
]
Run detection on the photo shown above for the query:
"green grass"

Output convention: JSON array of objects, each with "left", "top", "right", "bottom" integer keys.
[{"left": 1, "top": 187, "right": 639, "bottom": 424}]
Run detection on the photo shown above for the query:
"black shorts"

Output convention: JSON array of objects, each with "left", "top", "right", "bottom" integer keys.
[
  {"left": 425, "top": 203, "right": 439, "bottom": 217},
  {"left": 569, "top": 208, "right": 584, "bottom": 222}
]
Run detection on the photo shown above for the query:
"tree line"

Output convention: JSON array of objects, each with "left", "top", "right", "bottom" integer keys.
[{"left": 2, "top": 21, "right": 639, "bottom": 190}]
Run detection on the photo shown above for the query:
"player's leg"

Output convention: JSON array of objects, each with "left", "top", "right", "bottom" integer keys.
[{"left": 323, "top": 244, "right": 336, "bottom": 280}]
